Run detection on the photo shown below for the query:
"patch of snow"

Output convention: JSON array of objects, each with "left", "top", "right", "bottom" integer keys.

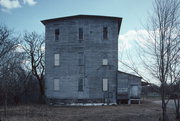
[{"left": 67, "top": 103, "right": 117, "bottom": 106}]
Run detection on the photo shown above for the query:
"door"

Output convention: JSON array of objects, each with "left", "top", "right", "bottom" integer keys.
[{"left": 130, "top": 85, "right": 140, "bottom": 98}]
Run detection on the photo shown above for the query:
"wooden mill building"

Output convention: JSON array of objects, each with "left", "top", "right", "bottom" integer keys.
[{"left": 41, "top": 15, "right": 141, "bottom": 105}]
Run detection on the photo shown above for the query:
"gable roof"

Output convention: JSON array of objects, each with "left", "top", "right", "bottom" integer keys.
[{"left": 41, "top": 15, "right": 122, "bottom": 33}]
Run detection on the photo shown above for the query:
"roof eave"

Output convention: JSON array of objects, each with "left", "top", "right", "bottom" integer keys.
[
  {"left": 41, "top": 15, "right": 122, "bottom": 25},
  {"left": 118, "top": 70, "right": 142, "bottom": 79}
]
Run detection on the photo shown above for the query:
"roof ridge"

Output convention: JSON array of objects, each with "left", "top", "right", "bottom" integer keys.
[{"left": 41, "top": 15, "right": 122, "bottom": 25}]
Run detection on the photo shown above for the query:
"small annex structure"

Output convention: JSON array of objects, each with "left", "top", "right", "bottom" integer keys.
[
  {"left": 41, "top": 15, "right": 141, "bottom": 105},
  {"left": 117, "top": 71, "right": 142, "bottom": 104}
]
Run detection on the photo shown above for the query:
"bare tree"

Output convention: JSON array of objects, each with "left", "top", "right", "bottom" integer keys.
[
  {"left": 0, "top": 25, "right": 19, "bottom": 120},
  {"left": 139, "top": 0, "right": 180, "bottom": 120},
  {"left": 119, "top": 0, "right": 180, "bottom": 120},
  {"left": 146, "top": 0, "right": 179, "bottom": 120},
  {"left": 0, "top": 25, "right": 18, "bottom": 70},
  {"left": 22, "top": 32, "right": 45, "bottom": 103}
]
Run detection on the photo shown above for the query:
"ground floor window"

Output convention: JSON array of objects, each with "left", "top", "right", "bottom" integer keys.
[
  {"left": 103, "top": 79, "right": 108, "bottom": 91},
  {"left": 54, "top": 79, "right": 60, "bottom": 91}
]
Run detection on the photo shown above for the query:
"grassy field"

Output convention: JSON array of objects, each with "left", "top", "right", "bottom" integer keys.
[{"left": 0, "top": 101, "right": 176, "bottom": 121}]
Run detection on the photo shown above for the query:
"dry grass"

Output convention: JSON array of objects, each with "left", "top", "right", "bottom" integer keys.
[
  {"left": 141, "top": 96, "right": 161, "bottom": 101},
  {"left": 0, "top": 101, "right": 177, "bottom": 121}
]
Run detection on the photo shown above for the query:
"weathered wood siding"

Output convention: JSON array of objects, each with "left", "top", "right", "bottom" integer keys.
[
  {"left": 43, "top": 16, "right": 122, "bottom": 104},
  {"left": 117, "top": 71, "right": 141, "bottom": 100}
]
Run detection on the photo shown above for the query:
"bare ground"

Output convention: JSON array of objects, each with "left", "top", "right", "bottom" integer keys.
[{"left": 0, "top": 101, "right": 177, "bottom": 121}]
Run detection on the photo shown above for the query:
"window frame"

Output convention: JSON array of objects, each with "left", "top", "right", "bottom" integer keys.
[
  {"left": 79, "top": 66, "right": 84, "bottom": 74},
  {"left": 54, "top": 28, "right": 60, "bottom": 41},
  {"left": 79, "top": 27, "right": 83, "bottom": 41},
  {"left": 103, "top": 78, "right": 108, "bottom": 91},
  {"left": 102, "top": 59, "right": 108, "bottom": 65},
  {"left": 54, "top": 54, "right": 60, "bottom": 66},
  {"left": 53, "top": 79, "right": 60, "bottom": 91},
  {"left": 103, "top": 27, "right": 108, "bottom": 40},
  {"left": 78, "top": 52, "right": 84, "bottom": 66},
  {"left": 78, "top": 78, "right": 84, "bottom": 92}
]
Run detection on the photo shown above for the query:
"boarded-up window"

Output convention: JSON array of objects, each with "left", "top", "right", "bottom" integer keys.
[
  {"left": 55, "top": 29, "right": 59, "bottom": 41},
  {"left": 103, "top": 79, "right": 108, "bottom": 91},
  {"left": 78, "top": 52, "right": 84, "bottom": 65},
  {"left": 54, "top": 79, "right": 60, "bottom": 91},
  {"left": 78, "top": 78, "right": 83, "bottom": 91},
  {"left": 103, "top": 27, "right": 108, "bottom": 40},
  {"left": 102, "top": 59, "right": 108, "bottom": 65},
  {"left": 79, "top": 28, "right": 83, "bottom": 40},
  {"left": 54, "top": 54, "right": 60, "bottom": 66}
]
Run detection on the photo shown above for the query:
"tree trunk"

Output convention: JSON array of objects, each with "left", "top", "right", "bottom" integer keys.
[
  {"left": 4, "top": 92, "right": 7, "bottom": 120},
  {"left": 37, "top": 76, "right": 45, "bottom": 104},
  {"left": 176, "top": 108, "right": 180, "bottom": 119},
  {"left": 161, "top": 82, "right": 168, "bottom": 121},
  {"left": 175, "top": 98, "right": 180, "bottom": 119},
  {"left": 162, "top": 99, "right": 167, "bottom": 121}
]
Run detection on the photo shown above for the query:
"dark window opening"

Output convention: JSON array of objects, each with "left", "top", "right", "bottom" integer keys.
[
  {"left": 79, "top": 28, "right": 83, "bottom": 40},
  {"left": 103, "top": 27, "right": 108, "bottom": 40},
  {"left": 55, "top": 29, "right": 59, "bottom": 41},
  {"left": 78, "top": 78, "right": 83, "bottom": 91}
]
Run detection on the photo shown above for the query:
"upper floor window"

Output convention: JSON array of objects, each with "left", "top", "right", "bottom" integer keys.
[
  {"left": 79, "top": 28, "right": 83, "bottom": 40},
  {"left": 103, "top": 27, "right": 108, "bottom": 40},
  {"left": 78, "top": 52, "right": 84, "bottom": 65},
  {"left": 55, "top": 29, "right": 59, "bottom": 41},
  {"left": 79, "top": 66, "right": 84, "bottom": 74},
  {"left": 102, "top": 59, "right": 108, "bottom": 65},
  {"left": 54, "top": 54, "right": 60, "bottom": 66}
]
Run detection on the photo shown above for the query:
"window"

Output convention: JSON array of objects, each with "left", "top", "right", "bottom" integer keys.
[
  {"left": 102, "top": 59, "right": 108, "bottom": 65},
  {"left": 79, "top": 28, "right": 83, "bottom": 40},
  {"left": 54, "top": 54, "right": 60, "bottom": 66},
  {"left": 55, "top": 29, "right": 59, "bottom": 41},
  {"left": 78, "top": 52, "right": 84, "bottom": 65},
  {"left": 103, "top": 79, "right": 108, "bottom": 91},
  {"left": 54, "top": 79, "right": 60, "bottom": 91},
  {"left": 78, "top": 78, "right": 83, "bottom": 91},
  {"left": 79, "top": 66, "right": 84, "bottom": 74},
  {"left": 103, "top": 27, "right": 108, "bottom": 40}
]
